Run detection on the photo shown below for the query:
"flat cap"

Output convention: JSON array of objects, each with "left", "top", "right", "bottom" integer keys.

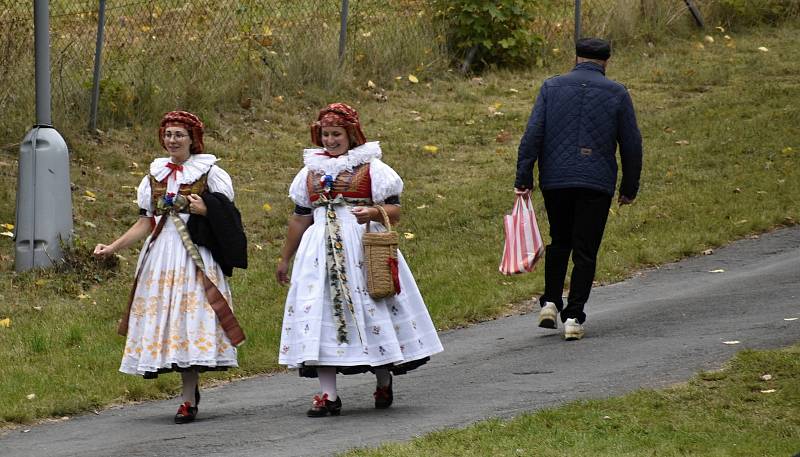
[{"left": 576, "top": 37, "right": 611, "bottom": 60}]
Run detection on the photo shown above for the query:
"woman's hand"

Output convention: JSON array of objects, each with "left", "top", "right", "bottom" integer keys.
[
  {"left": 93, "top": 243, "right": 115, "bottom": 257},
  {"left": 351, "top": 206, "right": 375, "bottom": 224},
  {"left": 276, "top": 258, "right": 290, "bottom": 285},
  {"left": 187, "top": 194, "right": 207, "bottom": 216}
]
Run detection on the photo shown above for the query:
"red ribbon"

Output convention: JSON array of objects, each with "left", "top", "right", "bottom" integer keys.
[
  {"left": 312, "top": 393, "right": 329, "bottom": 407},
  {"left": 387, "top": 257, "right": 401, "bottom": 294},
  {"left": 163, "top": 162, "right": 183, "bottom": 182}
]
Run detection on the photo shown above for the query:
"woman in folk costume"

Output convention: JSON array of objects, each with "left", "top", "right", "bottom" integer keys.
[
  {"left": 94, "top": 111, "right": 247, "bottom": 424},
  {"left": 276, "top": 102, "right": 443, "bottom": 417}
]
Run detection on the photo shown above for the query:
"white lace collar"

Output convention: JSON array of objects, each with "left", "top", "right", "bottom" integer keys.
[
  {"left": 303, "top": 141, "right": 381, "bottom": 179},
  {"left": 149, "top": 154, "right": 217, "bottom": 184}
]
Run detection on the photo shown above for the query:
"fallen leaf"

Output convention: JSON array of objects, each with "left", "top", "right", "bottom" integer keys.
[
  {"left": 0, "top": 223, "right": 13, "bottom": 230},
  {"left": 367, "top": 80, "right": 376, "bottom": 89},
  {"left": 422, "top": 145, "right": 438, "bottom": 153},
  {"left": 709, "top": 269, "right": 725, "bottom": 273},
  {"left": 716, "top": 26, "right": 725, "bottom": 32},
  {"left": 403, "top": 232, "right": 415, "bottom": 240},
  {"left": 722, "top": 340, "right": 740, "bottom": 345},
  {"left": 495, "top": 130, "right": 512, "bottom": 144},
  {"left": 82, "top": 196, "right": 97, "bottom": 202},
  {"left": 465, "top": 119, "right": 475, "bottom": 125},
  {"left": 77, "top": 293, "right": 90, "bottom": 299},
  {"left": 26, "top": 393, "right": 36, "bottom": 400},
  {"left": 84, "top": 221, "right": 97, "bottom": 228},
  {"left": 602, "top": 415, "right": 611, "bottom": 420},
  {"left": 724, "top": 35, "right": 732, "bottom": 40},
  {"left": 675, "top": 140, "right": 690, "bottom": 146},
  {"left": 760, "top": 389, "right": 776, "bottom": 393},
  {"left": 436, "top": 194, "right": 445, "bottom": 199},
  {"left": 704, "top": 35, "right": 715, "bottom": 44},
  {"left": 0, "top": 317, "right": 10, "bottom": 327},
  {"left": 408, "top": 74, "right": 419, "bottom": 83},
  {"left": 84, "top": 190, "right": 96, "bottom": 198},
  {"left": 508, "top": 88, "right": 519, "bottom": 93},
  {"left": 1, "top": 231, "right": 13, "bottom": 238},
  {"left": 262, "top": 203, "right": 272, "bottom": 212},
  {"left": 254, "top": 244, "right": 263, "bottom": 251},
  {"left": 32, "top": 306, "right": 42, "bottom": 311},
  {"left": 760, "top": 374, "right": 773, "bottom": 381},
  {"left": 702, "top": 249, "right": 713, "bottom": 255},
  {"left": 758, "top": 46, "right": 769, "bottom": 52},
  {"left": 416, "top": 204, "right": 428, "bottom": 209}
]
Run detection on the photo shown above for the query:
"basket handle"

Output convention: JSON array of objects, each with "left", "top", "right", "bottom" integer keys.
[{"left": 365, "top": 205, "right": 392, "bottom": 232}]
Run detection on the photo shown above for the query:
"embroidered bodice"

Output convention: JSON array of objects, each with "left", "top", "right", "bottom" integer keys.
[
  {"left": 149, "top": 173, "right": 208, "bottom": 215},
  {"left": 288, "top": 142, "right": 404, "bottom": 209},
  {"left": 307, "top": 164, "right": 372, "bottom": 206}
]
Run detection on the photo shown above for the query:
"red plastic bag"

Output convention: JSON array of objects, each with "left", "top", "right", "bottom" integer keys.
[{"left": 499, "top": 193, "right": 544, "bottom": 275}]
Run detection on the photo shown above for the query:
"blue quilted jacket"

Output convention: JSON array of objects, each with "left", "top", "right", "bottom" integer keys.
[{"left": 515, "top": 62, "right": 642, "bottom": 198}]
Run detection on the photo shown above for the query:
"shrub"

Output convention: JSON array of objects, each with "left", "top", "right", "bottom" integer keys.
[
  {"left": 433, "top": 0, "right": 544, "bottom": 72},
  {"left": 709, "top": 0, "right": 800, "bottom": 26}
]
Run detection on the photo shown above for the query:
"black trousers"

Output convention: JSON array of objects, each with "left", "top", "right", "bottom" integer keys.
[{"left": 541, "top": 188, "right": 612, "bottom": 324}]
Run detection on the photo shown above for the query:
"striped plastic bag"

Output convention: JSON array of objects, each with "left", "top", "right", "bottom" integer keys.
[{"left": 499, "top": 193, "right": 544, "bottom": 275}]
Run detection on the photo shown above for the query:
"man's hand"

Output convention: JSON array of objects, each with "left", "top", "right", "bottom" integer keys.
[{"left": 618, "top": 195, "right": 634, "bottom": 206}]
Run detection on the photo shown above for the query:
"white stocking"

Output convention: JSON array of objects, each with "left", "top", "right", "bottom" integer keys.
[
  {"left": 374, "top": 368, "right": 391, "bottom": 387},
  {"left": 181, "top": 369, "right": 199, "bottom": 406},
  {"left": 317, "top": 367, "right": 338, "bottom": 400}
]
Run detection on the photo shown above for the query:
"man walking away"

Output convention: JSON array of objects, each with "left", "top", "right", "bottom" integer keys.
[{"left": 514, "top": 37, "right": 643, "bottom": 340}]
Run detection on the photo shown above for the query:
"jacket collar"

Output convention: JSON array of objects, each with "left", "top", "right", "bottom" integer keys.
[{"left": 573, "top": 61, "right": 606, "bottom": 75}]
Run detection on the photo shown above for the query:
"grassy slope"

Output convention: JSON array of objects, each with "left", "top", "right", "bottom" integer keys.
[
  {"left": 0, "top": 23, "right": 798, "bottom": 425},
  {"left": 343, "top": 345, "right": 800, "bottom": 457}
]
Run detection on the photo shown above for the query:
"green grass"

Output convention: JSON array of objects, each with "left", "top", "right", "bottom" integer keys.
[
  {"left": 0, "top": 19, "right": 798, "bottom": 428},
  {"left": 342, "top": 345, "right": 800, "bottom": 457}
]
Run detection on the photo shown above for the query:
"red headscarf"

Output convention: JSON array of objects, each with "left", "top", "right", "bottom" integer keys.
[
  {"left": 310, "top": 102, "right": 367, "bottom": 148},
  {"left": 158, "top": 110, "right": 205, "bottom": 154}
]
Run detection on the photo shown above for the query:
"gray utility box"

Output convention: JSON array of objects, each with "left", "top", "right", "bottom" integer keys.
[{"left": 15, "top": 126, "right": 74, "bottom": 271}]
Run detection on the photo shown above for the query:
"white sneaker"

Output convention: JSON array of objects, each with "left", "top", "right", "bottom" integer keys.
[
  {"left": 538, "top": 301, "right": 558, "bottom": 329},
  {"left": 563, "top": 318, "right": 585, "bottom": 340}
]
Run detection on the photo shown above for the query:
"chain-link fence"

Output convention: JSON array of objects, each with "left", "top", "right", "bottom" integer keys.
[{"left": 0, "top": 0, "right": 440, "bottom": 146}]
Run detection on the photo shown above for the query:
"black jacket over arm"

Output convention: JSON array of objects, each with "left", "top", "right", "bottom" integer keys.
[{"left": 187, "top": 191, "right": 248, "bottom": 277}]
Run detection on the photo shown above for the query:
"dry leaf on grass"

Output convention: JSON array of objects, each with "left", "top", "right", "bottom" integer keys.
[
  {"left": 403, "top": 232, "right": 415, "bottom": 240},
  {"left": 0, "top": 317, "right": 11, "bottom": 328},
  {"left": 408, "top": 74, "right": 419, "bottom": 83},
  {"left": 758, "top": 46, "right": 769, "bottom": 52},
  {"left": 422, "top": 145, "right": 438, "bottom": 153},
  {"left": 760, "top": 389, "right": 776, "bottom": 393},
  {"left": 760, "top": 374, "right": 773, "bottom": 381},
  {"left": 262, "top": 203, "right": 272, "bottom": 212}
]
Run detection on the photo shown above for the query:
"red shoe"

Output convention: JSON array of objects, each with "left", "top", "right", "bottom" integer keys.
[
  {"left": 306, "top": 393, "right": 342, "bottom": 417},
  {"left": 174, "top": 401, "right": 198, "bottom": 424},
  {"left": 374, "top": 376, "right": 393, "bottom": 409}
]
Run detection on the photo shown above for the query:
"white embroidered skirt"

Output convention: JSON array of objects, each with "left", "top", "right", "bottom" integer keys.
[
  {"left": 278, "top": 206, "right": 443, "bottom": 371},
  {"left": 119, "top": 217, "right": 238, "bottom": 377}
]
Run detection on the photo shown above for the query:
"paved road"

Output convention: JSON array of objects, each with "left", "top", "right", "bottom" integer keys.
[{"left": 2, "top": 227, "right": 798, "bottom": 457}]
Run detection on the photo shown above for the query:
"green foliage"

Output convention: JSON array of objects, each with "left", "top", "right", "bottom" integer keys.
[
  {"left": 710, "top": 0, "right": 800, "bottom": 26},
  {"left": 433, "top": 0, "right": 544, "bottom": 71}
]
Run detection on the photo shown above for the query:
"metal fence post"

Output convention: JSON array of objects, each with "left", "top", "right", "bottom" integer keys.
[
  {"left": 338, "top": 0, "right": 349, "bottom": 66},
  {"left": 574, "top": 0, "right": 582, "bottom": 43},
  {"left": 89, "top": 0, "right": 107, "bottom": 133}
]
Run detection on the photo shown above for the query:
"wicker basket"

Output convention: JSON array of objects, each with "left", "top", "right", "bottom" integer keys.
[{"left": 362, "top": 205, "right": 400, "bottom": 299}]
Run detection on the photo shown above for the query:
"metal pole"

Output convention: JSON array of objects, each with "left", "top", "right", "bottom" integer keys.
[
  {"left": 33, "top": 0, "right": 51, "bottom": 126},
  {"left": 89, "top": 0, "right": 107, "bottom": 132},
  {"left": 338, "top": 0, "right": 349, "bottom": 66},
  {"left": 574, "top": 0, "right": 582, "bottom": 43}
]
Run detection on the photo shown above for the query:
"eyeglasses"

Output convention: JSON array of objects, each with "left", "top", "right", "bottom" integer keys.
[{"left": 163, "top": 132, "right": 189, "bottom": 140}]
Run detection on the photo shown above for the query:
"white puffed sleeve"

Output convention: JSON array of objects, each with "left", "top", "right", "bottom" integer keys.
[
  {"left": 136, "top": 175, "right": 153, "bottom": 216},
  {"left": 288, "top": 167, "right": 312, "bottom": 208},
  {"left": 207, "top": 166, "right": 235, "bottom": 202},
  {"left": 370, "top": 158, "right": 404, "bottom": 203}
]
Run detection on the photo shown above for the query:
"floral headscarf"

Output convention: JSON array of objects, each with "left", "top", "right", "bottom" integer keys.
[
  {"left": 158, "top": 110, "right": 205, "bottom": 154},
  {"left": 310, "top": 102, "right": 367, "bottom": 148}
]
